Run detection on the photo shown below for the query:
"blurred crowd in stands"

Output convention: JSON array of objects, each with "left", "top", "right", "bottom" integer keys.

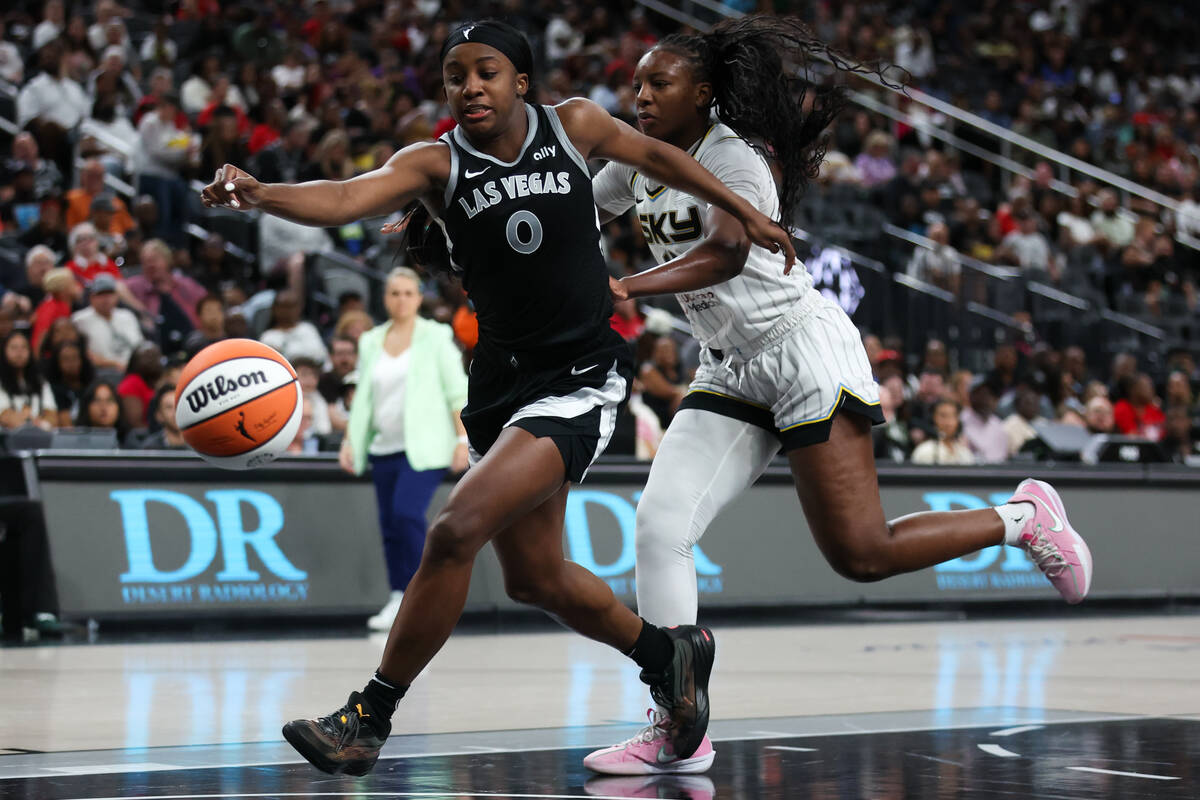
[{"left": 0, "top": 0, "right": 1196, "bottom": 463}]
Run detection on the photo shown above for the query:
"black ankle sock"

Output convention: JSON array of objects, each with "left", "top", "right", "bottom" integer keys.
[
  {"left": 362, "top": 671, "right": 408, "bottom": 722},
  {"left": 626, "top": 620, "right": 674, "bottom": 675}
]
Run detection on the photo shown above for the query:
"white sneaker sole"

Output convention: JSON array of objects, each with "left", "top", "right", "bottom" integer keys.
[{"left": 584, "top": 748, "right": 715, "bottom": 776}]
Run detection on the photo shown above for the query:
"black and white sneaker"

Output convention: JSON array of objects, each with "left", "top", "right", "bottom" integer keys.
[
  {"left": 282, "top": 691, "right": 390, "bottom": 776},
  {"left": 640, "top": 625, "right": 715, "bottom": 760}
]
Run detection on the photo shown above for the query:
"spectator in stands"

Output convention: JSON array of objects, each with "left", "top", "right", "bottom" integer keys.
[
  {"left": 16, "top": 39, "right": 87, "bottom": 178},
  {"left": 5, "top": 132, "right": 64, "bottom": 202},
  {"left": 197, "top": 105, "right": 249, "bottom": 180},
  {"left": 1090, "top": 189, "right": 1135, "bottom": 252},
  {"left": 911, "top": 399, "right": 975, "bottom": 465},
  {"left": 286, "top": 396, "right": 319, "bottom": 454},
  {"left": 909, "top": 369, "right": 948, "bottom": 426},
  {"left": 638, "top": 335, "right": 686, "bottom": 431},
  {"left": 340, "top": 267, "right": 469, "bottom": 631},
  {"left": 872, "top": 376, "right": 911, "bottom": 462},
  {"left": 138, "top": 383, "right": 186, "bottom": 449},
  {"left": 133, "top": 91, "right": 194, "bottom": 246},
  {"left": 45, "top": 340, "right": 94, "bottom": 427},
  {"left": 1161, "top": 405, "right": 1198, "bottom": 463},
  {"left": 17, "top": 198, "right": 68, "bottom": 254},
  {"left": 1056, "top": 194, "right": 1096, "bottom": 249},
  {"left": 1165, "top": 371, "right": 1194, "bottom": 412},
  {"left": 1113, "top": 373, "right": 1166, "bottom": 440},
  {"left": 292, "top": 357, "right": 333, "bottom": 436},
  {"left": 182, "top": 54, "right": 244, "bottom": 116},
  {"left": 126, "top": 239, "right": 206, "bottom": 352},
  {"left": 854, "top": 131, "right": 897, "bottom": 189},
  {"left": 251, "top": 118, "right": 313, "bottom": 185},
  {"left": 333, "top": 309, "right": 374, "bottom": 344},
  {"left": 319, "top": 335, "right": 357, "bottom": 404},
  {"left": 32, "top": 268, "right": 81, "bottom": 353},
  {"left": 906, "top": 221, "right": 961, "bottom": 295},
  {"left": 81, "top": 93, "right": 140, "bottom": 175},
  {"left": 65, "top": 159, "right": 135, "bottom": 233},
  {"left": 1109, "top": 353, "right": 1138, "bottom": 400},
  {"left": 301, "top": 129, "right": 355, "bottom": 182},
  {"left": 0, "top": 20, "right": 22, "bottom": 84},
  {"left": 87, "top": 196, "right": 126, "bottom": 258},
  {"left": 139, "top": 18, "right": 178, "bottom": 69},
  {"left": 117, "top": 341, "right": 164, "bottom": 428},
  {"left": 74, "top": 379, "right": 130, "bottom": 446},
  {"left": 15, "top": 246, "right": 55, "bottom": 308},
  {"left": 259, "top": 289, "right": 329, "bottom": 367},
  {"left": 610, "top": 297, "right": 644, "bottom": 341},
  {"left": 1004, "top": 386, "right": 1047, "bottom": 457},
  {"left": 960, "top": 377, "right": 1008, "bottom": 463},
  {"left": 64, "top": 221, "right": 119, "bottom": 287},
  {"left": 0, "top": 330, "right": 57, "bottom": 431},
  {"left": 183, "top": 294, "right": 226, "bottom": 357},
  {"left": 71, "top": 273, "right": 143, "bottom": 373},
  {"left": 997, "top": 208, "right": 1059, "bottom": 280}
]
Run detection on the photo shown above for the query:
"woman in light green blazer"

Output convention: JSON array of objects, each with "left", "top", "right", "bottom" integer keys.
[{"left": 340, "top": 267, "right": 469, "bottom": 630}]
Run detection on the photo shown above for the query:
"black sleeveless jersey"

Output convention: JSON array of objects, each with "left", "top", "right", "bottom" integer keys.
[{"left": 436, "top": 104, "right": 613, "bottom": 357}]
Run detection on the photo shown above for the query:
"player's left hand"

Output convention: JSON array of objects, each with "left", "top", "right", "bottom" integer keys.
[{"left": 741, "top": 210, "right": 797, "bottom": 273}]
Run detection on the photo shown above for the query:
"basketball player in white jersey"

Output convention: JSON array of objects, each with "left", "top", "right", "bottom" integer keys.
[{"left": 583, "top": 16, "right": 1093, "bottom": 776}]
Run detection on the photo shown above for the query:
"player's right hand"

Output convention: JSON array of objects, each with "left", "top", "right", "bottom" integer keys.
[{"left": 201, "top": 164, "right": 263, "bottom": 211}]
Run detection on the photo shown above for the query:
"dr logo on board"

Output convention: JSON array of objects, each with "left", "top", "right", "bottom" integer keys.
[{"left": 114, "top": 489, "right": 308, "bottom": 605}]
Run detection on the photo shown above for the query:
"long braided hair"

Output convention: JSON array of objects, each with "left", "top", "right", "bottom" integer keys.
[{"left": 657, "top": 15, "right": 884, "bottom": 228}]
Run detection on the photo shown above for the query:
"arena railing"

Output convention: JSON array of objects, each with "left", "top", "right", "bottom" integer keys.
[{"left": 636, "top": 0, "right": 1196, "bottom": 254}]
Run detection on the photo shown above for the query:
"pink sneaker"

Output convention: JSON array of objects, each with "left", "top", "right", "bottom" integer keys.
[
  {"left": 583, "top": 710, "right": 715, "bottom": 775},
  {"left": 1008, "top": 479, "right": 1093, "bottom": 604}
]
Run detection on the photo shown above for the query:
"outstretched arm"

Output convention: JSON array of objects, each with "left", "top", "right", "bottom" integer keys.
[
  {"left": 557, "top": 98, "right": 795, "bottom": 271},
  {"left": 201, "top": 141, "right": 450, "bottom": 227},
  {"left": 613, "top": 207, "right": 750, "bottom": 301}
]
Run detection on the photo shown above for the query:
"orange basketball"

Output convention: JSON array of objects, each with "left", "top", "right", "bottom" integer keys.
[{"left": 175, "top": 339, "right": 303, "bottom": 470}]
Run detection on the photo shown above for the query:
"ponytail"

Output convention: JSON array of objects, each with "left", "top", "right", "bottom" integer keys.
[{"left": 657, "top": 16, "right": 892, "bottom": 228}]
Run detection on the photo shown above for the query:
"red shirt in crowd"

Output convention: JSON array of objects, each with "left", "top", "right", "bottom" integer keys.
[
  {"left": 66, "top": 256, "right": 121, "bottom": 287},
  {"left": 1113, "top": 399, "right": 1166, "bottom": 440},
  {"left": 117, "top": 374, "right": 155, "bottom": 425},
  {"left": 32, "top": 296, "right": 73, "bottom": 353}
]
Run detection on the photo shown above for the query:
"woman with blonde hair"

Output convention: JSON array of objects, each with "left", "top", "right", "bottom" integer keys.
[
  {"left": 340, "top": 267, "right": 469, "bottom": 630},
  {"left": 301, "top": 129, "right": 355, "bottom": 182},
  {"left": 334, "top": 308, "right": 374, "bottom": 343}
]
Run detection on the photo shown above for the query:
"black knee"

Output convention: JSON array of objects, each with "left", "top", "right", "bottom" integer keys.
[{"left": 424, "top": 510, "right": 485, "bottom": 565}]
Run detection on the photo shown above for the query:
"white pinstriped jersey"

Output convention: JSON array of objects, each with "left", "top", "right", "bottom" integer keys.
[{"left": 592, "top": 121, "right": 813, "bottom": 353}]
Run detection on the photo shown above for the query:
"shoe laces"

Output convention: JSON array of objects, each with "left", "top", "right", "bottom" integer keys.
[
  {"left": 317, "top": 702, "right": 364, "bottom": 753},
  {"left": 1026, "top": 526, "right": 1068, "bottom": 577},
  {"left": 619, "top": 709, "right": 672, "bottom": 748}
]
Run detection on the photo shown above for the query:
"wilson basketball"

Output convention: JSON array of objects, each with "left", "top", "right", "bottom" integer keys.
[{"left": 175, "top": 339, "right": 303, "bottom": 470}]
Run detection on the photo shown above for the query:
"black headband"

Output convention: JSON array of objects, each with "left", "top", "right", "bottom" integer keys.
[{"left": 440, "top": 20, "right": 533, "bottom": 77}]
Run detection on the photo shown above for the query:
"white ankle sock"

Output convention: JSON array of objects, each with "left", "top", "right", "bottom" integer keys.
[{"left": 994, "top": 502, "right": 1036, "bottom": 545}]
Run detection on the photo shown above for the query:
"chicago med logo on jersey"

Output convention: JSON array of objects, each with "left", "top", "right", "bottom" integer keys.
[{"left": 457, "top": 171, "right": 574, "bottom": 219}]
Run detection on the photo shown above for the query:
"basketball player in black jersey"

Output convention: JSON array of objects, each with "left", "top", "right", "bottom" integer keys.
[{"left": 202, "top": 20, "right": 795, "bottom": 776}]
